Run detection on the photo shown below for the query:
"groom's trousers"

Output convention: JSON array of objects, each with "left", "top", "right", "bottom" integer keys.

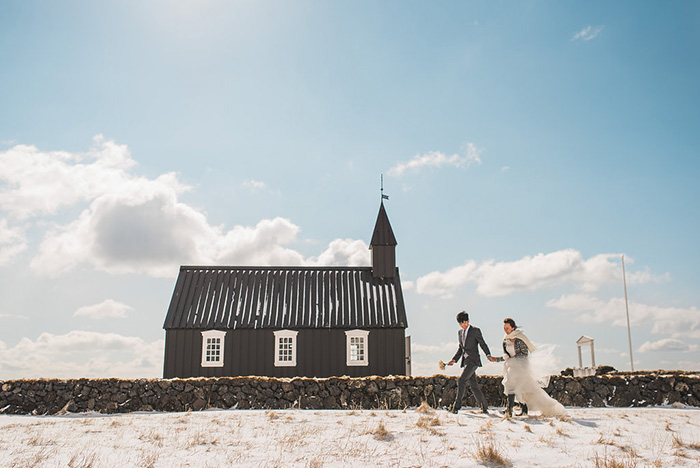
[{"left": 454, "top": 361, "right": 486, "bottom": 411}]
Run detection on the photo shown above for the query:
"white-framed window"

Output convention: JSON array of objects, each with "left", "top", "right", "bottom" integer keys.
[
  {"left": 201, "top": 330, "right": 226, "bottom": 367},
  {"left": 274, "top": 330, "right": 298, "bottom": 367},
  {"left": 345, "top": 329, "right": 369, "bottom": 366}
]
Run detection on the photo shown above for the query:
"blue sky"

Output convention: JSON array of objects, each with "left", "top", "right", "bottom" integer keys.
[{"left": 1, "top": 1, "right": 698, "bottom": 379}]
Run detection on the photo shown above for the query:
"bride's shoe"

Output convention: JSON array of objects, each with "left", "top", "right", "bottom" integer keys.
[{"left": 519, "top": 403, "right": 528, "bottom": 416}]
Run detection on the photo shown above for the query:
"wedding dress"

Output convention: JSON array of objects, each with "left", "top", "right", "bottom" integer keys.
[{"left": 499, "top": 331, "right": 566, "bottom": 417}]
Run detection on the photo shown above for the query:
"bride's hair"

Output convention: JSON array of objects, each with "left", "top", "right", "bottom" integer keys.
[{"left": 503, "top": 318, "right": 517, "bottom": 329}]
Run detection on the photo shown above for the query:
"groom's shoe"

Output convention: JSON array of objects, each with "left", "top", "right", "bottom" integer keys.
[{"left": 449, "top": 405, "right": 459, "bottom": 414}]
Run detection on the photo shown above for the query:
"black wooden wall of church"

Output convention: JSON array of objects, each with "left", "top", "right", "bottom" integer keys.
[{"left": 163, "top": 328, "right": 406, "bottom": 379}]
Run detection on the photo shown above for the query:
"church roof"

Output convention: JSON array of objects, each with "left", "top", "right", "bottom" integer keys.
[
  {"left": 163, "top": 266, "right": 407, "bottom": 330},
  {"left": 370, "top": 202, "right": 397, "bottom": 247}
]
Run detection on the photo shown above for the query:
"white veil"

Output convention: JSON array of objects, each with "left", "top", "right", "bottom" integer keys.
[{"left": 528, "top": 342, "right": 560, "bottom": 388}]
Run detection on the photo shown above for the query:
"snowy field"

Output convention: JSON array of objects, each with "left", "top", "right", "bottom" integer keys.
[{"left": 1, "top": 405, "right": 699, "bottom": 467}]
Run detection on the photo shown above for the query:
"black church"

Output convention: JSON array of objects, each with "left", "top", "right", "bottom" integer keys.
[{"left": 162, "top": 202, "right": 409, "bottom": 378}]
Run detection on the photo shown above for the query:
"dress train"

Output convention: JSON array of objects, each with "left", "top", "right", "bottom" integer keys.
[{"left": 503, "top": 357, "right": 566, "bottom": 417}]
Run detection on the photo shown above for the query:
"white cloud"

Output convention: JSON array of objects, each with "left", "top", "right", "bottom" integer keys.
[
  {"left": 546, "top": 293, "right": 700, "bottom": 339},
  {"left": 30, "top": 181, "right": 207, "bottom": 277},
  {"left": 31, "top": 190, "right": 308, "bottom": 276},
  {"left": 73, "top": 299, "right": 134, "bottom": 319},
  {"left": 415, "top": 249, "right": 665, "bottom": 297},
  {"left": 215, "top": 217, "right": 307, "bottom": 267},
  {"left": 0, "top": 331, "right": 164, "bottom": 379},
  {"left": 638, "top": 339, "right": 698, "bottom": 353},
  {"left": 242, "top": 179, "right": 267, "bottom": 191},
  {"left": 0, "top": 218, "right": 27, "bottom": 264},
  {"left": 307, "top": 238, "right": 370, "bottom": 266},
  {"left": 412, "top": 342, "right": 456, "bottom": 354},
  {"left": 387, "top": 143, "right": 482, "bottom": 177},
  {"left": 572, "top": 25, "right": 604, "bottom": 42},
  {"left": 0, "top": 135, "right": 142, "bottom": 220},
  {"left": 0, "top": 313, "right": 28, "bottom": 320},
  {"left": 416, "top": 262, "right": 478, "bottom": 298},
  {"left": 5, "top": 136, "right": 374, "bottom": 278}
]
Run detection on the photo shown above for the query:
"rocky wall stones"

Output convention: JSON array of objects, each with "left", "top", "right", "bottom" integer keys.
[{"left": 0, "top": 372, "right": 697, "bottom": 415}]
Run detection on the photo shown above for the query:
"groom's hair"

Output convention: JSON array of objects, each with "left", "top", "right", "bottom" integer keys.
[
  {"left": 504, "top": 318, "right": 517, "bottom": 329},
  {"left": 456, "top": 311, "right": 469, "bottom": 323}
]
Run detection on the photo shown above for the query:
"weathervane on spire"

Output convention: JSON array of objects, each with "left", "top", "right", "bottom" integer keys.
[{"left": 381, "top": 174, "right": 389, "bottom": 201}]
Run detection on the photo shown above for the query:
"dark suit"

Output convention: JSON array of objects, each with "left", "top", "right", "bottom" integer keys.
[{"left": 451, "top": 326, "right": 491, "bottom": 411}]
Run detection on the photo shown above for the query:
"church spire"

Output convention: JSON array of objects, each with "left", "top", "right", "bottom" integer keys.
[
  {"left": 370, "top": 201, "right": 397, "bottom": 247},
  {"left": 370, "top": 180, "right": 397, "bottom": 278}
]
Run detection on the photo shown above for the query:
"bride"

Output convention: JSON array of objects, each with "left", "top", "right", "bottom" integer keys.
[{"left": 489, "top": 318, "right": 566, "bottom": 417}]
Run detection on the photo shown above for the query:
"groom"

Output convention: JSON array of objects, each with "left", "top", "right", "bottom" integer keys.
[{"left": 447, "top": 311, "right": 493, "bottom": 414}]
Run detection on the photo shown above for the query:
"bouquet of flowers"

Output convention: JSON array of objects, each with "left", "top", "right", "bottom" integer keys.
[{"left": 438, "top": 360, "right": 446, "bottom": 371}]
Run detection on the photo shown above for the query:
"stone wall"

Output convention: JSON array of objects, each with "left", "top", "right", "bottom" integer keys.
[{"left": 1, "top": 371, "right": 698, "bottom": 415}]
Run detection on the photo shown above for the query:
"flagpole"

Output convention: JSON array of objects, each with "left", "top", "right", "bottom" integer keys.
[{"left": 622, "top": 255, "right": 634, "bottom": 371}]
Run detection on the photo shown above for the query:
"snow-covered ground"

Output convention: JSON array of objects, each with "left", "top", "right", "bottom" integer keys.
[{"left": 1, "top": 405, "right": 699, "bottom": 467}]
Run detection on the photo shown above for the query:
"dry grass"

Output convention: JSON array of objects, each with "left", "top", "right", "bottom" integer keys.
[
  {"left": 138, "top": 429, "right": 164, "bottom": 447},
  {"left": 592, "top": 449, "right": 639, "bottom": 468},
  {"left": 594, "top": 434, "right": 613, "bottom": 446},
  {"left": 25, "top": 433, "right": 55, "bottom": 447},
  {"left": 672, "top": 433, "right": 684, "bottom": 449},
  {"left": 478, "top": 420, "right": 495, "bottom": 434},
  {"left": 415, "top": 401, "right": 434, "bottom": 414},
  {"left": 370, "top": 420, "right": 393, "bottom": 441},
  {"left": 671, "top": 434, "right": 692, "bottom": 458},
  {"left": 415, "top": 414, "right": 444, "bottom": 437},
  {"left": 9, "top": 449, "right": 51, "bottom": 468},
  {"left": 472, "top": 438, "right": 511, "bottom": 467},
  {"left": 686, "top": 441, "right": 700, "bottom": 451},
  {"left": 620, "top": 445, "right": 638, "bottom": 458},
  {"left": 416, "top": 415, "right": 441, "bottom": 428},
  {"left": 140, "top": 448, "right": 160, "bottom": 468},
  {"left": 186, "top": 429, "right": 219, "bottom": 448},
  {"left": 523, "top": 424, "right": 533, "bottom": 433},
  {"left": 593, "top": 431, "right": 641, "bottom": 458},
  {"left": 67, "top": 450, "right": 99, "bottom": 468},
  {"left": 555, "top": 427, "right": 569, "bottom": 437}
]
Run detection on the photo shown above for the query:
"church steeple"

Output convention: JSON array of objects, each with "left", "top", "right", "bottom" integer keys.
[{"left": 370, "top": 201, "right": 397, "bottom": 278}]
